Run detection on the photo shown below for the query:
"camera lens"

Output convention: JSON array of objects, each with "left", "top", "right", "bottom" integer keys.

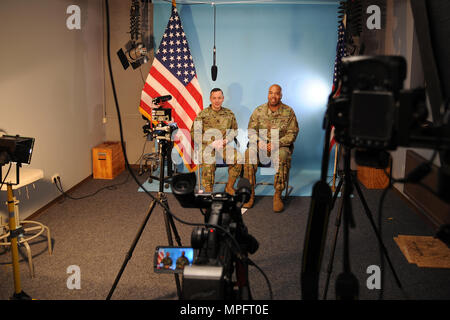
[
  {"left": 171, "top": 172, "right": 196, "bottom": 195},
  {"left": 174, "top": 180, "right": 190, "bottom": 192},
  {"left": 191, "top": 227, "right": 207, "bottom": 249}
]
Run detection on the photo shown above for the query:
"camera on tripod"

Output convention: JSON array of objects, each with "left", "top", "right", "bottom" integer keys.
[
  {"left": 328, "top": 55, "right": 449, "bottom": 168},
  {"left": 163, "top": 172, "right": 259, "bottom": 300},
  {"left": 302, "top": 54, "right": 450, "bottom": 300},
  {"left": 142, "top": 95, "right": 178, "bottom": 142}
]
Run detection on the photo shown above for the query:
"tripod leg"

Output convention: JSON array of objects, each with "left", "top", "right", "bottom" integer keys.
[
  {"left": 106, "top": 199, "right": 157, "bottom": 300},
  {"left": 322, "top": 184, "right": 345, "bottom": 300},
  {"left": 157, "top": 142, "right": 182, "bottom": 298},
  {"left": 351, "top": 177, "right": 403, "bottom": 290},
  {"left": 330, "top": 178, "right": 343, "bottom": 211},
  {"left": 160, "top": 194, "right": 182, "bottom": 246},
  {"left": 158, "top": 193, "right": 182, "bottom": 298}
]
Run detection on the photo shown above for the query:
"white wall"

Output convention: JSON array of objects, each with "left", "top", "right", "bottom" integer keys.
[{"left": 0, "top": 0, "right": 105, "bottom": 220}]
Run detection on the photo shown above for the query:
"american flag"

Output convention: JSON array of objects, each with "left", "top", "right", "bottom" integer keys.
[
  {"left": 329, "top": 20, "right": 347, "bottom": 152},
  {"left": 139, "top": 2, "right": 203, "bottom": 172},
  {"left": 157, "top": 249, "right": 165, "bottom": 267}
]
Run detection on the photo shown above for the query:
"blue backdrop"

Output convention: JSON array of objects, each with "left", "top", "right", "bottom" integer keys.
[{"left": 146, "top": 1, "right": 340, "bottom": 196}]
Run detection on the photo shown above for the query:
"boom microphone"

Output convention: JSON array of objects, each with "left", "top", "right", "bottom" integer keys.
[
  {"left": 211, "top": 46, "right": 218, "bottom": 81},
  {"left": 211, "top": 4, "right": 218, "bottom": 81},
  {"left": 211, "top": 64, "right": 218, "bottom": 81}
]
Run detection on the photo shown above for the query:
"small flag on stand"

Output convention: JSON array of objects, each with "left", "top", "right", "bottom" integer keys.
[
  {"left": 330, "top": 18, "right": 348, "bottom": 191},
  {"left": 329, "top": 20, "right": 348, "bottom": 153},
  {"left": 139, "top": 1, "right": 203, "bottom": 172}
]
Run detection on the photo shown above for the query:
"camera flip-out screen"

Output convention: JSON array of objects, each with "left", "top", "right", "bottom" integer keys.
[{"left": 154, "top": 246, "right": 195, "bottom": 274}]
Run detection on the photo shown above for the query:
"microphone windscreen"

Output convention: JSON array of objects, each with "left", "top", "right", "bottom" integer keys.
[
  {"left": 211, "top": 65, "right": 218, "bottom": 81},
  {"left": 237, "top": 178, "right": 251, "bottom": 190}
]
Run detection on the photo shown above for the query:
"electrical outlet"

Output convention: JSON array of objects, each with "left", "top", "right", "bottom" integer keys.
[{"left": 51, "top": 174, "right": 60, "bottom": 184}]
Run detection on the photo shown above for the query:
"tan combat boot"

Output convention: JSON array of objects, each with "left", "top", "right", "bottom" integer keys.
[
  {"left": 204, "top": 185, "right": 213, "bottom": 193},
  {"left": 225, "top": 176, "right": 237, "bottom": 195},
  {"left": 243, "top": 187, "right": 255, "bottom": 208},
  {"left": 273, "top": 190, "right": 284, "bottom": 212},
  {"left": 243, "top": 165, "right": 255, "bottom": 208}
]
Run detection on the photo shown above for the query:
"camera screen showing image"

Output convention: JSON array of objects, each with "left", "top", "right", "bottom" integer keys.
[{"left": 154, "top": 246, "right": 195, "bottom": 274}]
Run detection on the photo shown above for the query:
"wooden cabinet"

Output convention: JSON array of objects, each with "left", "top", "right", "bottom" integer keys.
[
  {"left": 357, "top": 163, "right": 390, "bottom": 189},
  {"left": 92, "top": 142, "right": 125, "bottom": 179}
]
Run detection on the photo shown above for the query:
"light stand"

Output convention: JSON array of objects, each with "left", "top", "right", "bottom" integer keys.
[
  {"left": 1, "top": 135, "right": 35, "bottom": 300},
  {"left": 2, "top": 164, "right": 31, "bottom": 300},
  {"left": 106, "top": 137, "right": 182, "bottom": 300}
]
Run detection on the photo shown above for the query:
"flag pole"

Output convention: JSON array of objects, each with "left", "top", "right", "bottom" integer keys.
[
  {"left": 172, "top": 0, "right": 176, "bottom": 7},
  {"left": 332, "top": 144, "right": 338, "bottom": 192}
]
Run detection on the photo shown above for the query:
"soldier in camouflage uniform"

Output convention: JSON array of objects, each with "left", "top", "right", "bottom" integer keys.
[
  {"left": 243, "top": 84, "right": 299, "bottom": 212},
  {"left": 190, "top": 88, "right": 242, "bottom": 194},
  {"left": 161, "top": 252, "right": 173, "bottom": 269},
  {"left": 175, "top": 251, "right": 190, "bottom": 270}
]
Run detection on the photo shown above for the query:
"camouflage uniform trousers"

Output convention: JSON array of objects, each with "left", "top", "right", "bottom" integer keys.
[
  {"left": 243, "top": 147, "right": 292, "bottom": 191},
  {"left": 200, "top": 148, "right": 243, "bottom": 191}
]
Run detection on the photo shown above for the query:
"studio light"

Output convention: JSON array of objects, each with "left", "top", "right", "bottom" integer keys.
[{"left": 117, "top": 0, "right": 152, "bottom": 70}]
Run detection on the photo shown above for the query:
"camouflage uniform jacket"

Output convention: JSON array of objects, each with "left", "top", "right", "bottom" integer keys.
[
  {"left": 190, "top": 105, "right": 238, "bottom": 150},
  {"left": 247, "top": 102, "right": 299, "bottom": 149}
]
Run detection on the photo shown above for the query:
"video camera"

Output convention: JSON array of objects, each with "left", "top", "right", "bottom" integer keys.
[
  {"left": 168, "top": 172, "right": 259, "bottom": 300},
  {"left": 142, "top": 95, "right": 178, "bottom": 142},
  {"left": 327, "top": 55, "right": 450, "bottom": 168}
]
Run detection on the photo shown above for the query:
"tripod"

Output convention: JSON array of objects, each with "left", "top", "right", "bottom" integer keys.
[
  {"left": 322, "top": 146, "right": 403, "bottom": 299},
  {"left": 106, "top": 138, "right": 183, "bottom": 300}
]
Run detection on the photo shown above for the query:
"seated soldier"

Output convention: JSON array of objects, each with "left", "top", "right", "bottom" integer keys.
[
  {"left": 243, "top": 84, "right": 299, "bottom": 212},
  {"left": 190, "top": 88, "right": 242, "bottom": 194}
]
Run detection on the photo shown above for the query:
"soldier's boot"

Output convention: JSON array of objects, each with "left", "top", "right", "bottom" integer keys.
[
  {"left": 273, "top": 173, "right": 285, "bottom": 212},
  {"left": 273, "top": 190, "right": 284, "bottom": 212},
  {"left": 243, "top": 165, "right": 256, "bottom": 208},
  {"left": 225, "top": 164, "right": 241, "bottom": 195},
  {"left": 225, "top": 176, "right": 236, "bottom": 195},
  {"left": 243, "top": 186, "right": 255, "bottom": 208}
]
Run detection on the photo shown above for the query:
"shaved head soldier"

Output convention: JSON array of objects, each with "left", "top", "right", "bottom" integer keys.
[{"left": 243, "top": 84, "right": 299, "bottom": 212}]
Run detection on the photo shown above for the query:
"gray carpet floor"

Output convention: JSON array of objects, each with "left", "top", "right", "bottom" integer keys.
[{"left": 1, "top": 169, "right": 449, "bottom": 300}]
